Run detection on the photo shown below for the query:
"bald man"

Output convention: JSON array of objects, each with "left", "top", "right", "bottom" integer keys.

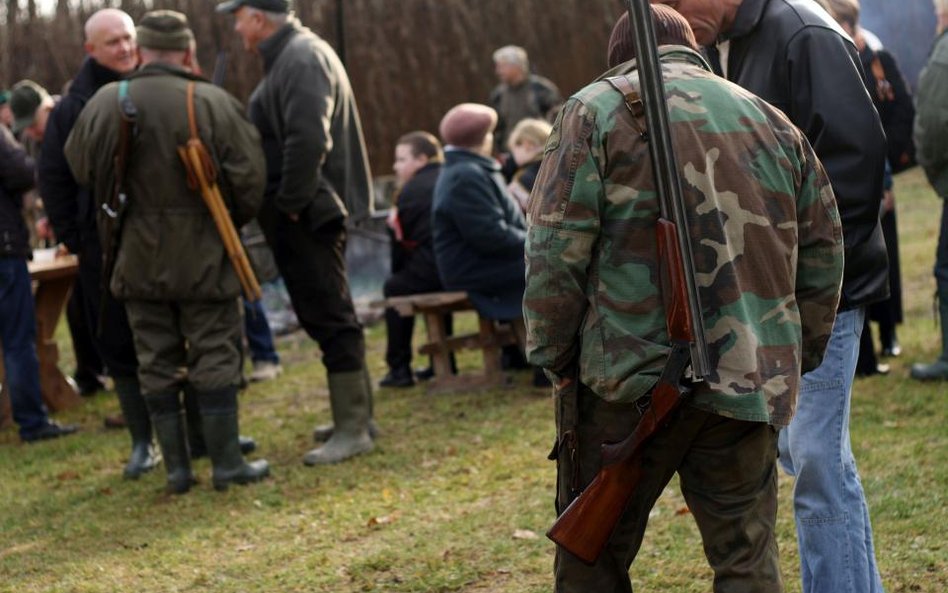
[{"left": 37, "top": 9, "right": 159, "bottom": 481}]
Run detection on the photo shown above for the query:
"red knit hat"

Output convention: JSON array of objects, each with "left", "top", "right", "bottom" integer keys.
[
  {"left": 607, "top": 4, "right": 699, "bottom": 68},
  {"left": 439, "top": 103, "right": 498, "bottom": 148}
]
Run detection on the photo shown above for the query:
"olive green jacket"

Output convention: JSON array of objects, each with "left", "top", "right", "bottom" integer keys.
[
  {"left": 250, "top": 18, "right": 374, "bottom": 229},
  {"left": 915, "top": 30, "right": 948, "bottom": 199},
  {"left": 65, "top": 63, "right": 265, "bottom": 301}
]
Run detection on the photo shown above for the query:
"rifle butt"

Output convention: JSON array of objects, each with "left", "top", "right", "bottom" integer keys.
[{"left": 546, "top": 461, "right": 642, "bottom": 565}]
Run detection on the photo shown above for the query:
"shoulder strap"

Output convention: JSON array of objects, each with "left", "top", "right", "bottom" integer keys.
[
  {"left": 186, "top": 81, "right": 200, "bottom": 142},
  {"left": 605, "top": 75, "right": 648, "bottom": 139}
]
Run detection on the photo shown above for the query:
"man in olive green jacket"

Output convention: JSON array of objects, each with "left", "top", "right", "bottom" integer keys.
[
  {"left": 65, "top": 11, "right": 269, "bottom": 494},
  {"left": 911, "top": 0, "right": 948, "bottom": 381},
  {"left": 218, "top": 0, "right": 376, "bottom": 465}
]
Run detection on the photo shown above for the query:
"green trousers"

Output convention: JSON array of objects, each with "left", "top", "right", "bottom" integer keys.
[
  {"left": 553, "top": 384, "right": 782, "bottom": 593},
  {"left": 125, "top": 299, "right": 242, "bottom": 396}
]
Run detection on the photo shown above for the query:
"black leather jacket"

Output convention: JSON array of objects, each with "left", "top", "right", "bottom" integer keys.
[
  {"left": 38, "top": 57, "right": 123, "bottom": 254},
  {"left": 0, "top": 126, "right": 36, "bottom": 258},
  {"left": 722, "top": 0, "right": 889, "bottom": 310}
]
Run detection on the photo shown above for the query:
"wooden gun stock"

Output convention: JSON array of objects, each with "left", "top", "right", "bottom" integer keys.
[{"left": 546, "top": 220, "right": 695, "bottom": 565}]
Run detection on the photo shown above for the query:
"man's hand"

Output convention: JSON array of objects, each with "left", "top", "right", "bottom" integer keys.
[
  {"left": 882, "top": 189, "right": 895, "bottom": 214},
  {"left": 288, "top": 213, "right": 300, "bottom": 222},
  {"left": 55, "top": 244, "right": 71, "bottom": 258}
]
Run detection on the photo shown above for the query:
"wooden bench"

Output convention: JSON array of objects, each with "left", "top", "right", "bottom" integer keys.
[{"left": 373, "top": 291, "right": 517, "bottom": 393}]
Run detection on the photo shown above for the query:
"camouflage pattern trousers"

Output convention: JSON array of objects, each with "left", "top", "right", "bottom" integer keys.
[{"left": 553, "top": 384, "right": 782, "bottom": 593}]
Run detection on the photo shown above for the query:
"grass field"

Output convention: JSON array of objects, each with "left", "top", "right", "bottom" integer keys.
[{"left": 1, "top": 167, "right": 945, "bottom": 592}]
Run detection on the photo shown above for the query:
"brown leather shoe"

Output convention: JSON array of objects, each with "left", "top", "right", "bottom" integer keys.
[{"left": 103, "top": 414, "right": 126, "bottom": 429}]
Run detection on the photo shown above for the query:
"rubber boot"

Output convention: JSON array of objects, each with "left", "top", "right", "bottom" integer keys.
[
  {"left": 197, "top": 386, "right": 269, "bottom": 491},
  {"left": 146, "top": 391, "right": 195, "bottom": 495},
  {"left": 183, "top": 383, "right": 257, "bottom": 458},
  {"left": 911, "top": 287, "right": 948, "bottom": 381},
  {"left": 113, "top": 376, "right": 159, "bottom": 480},
  {"left": 304, "top": 369, "right": 374, "bottom": 464},
  {"left": 312, "top": 367, "right": 380, "bottom": 442}
]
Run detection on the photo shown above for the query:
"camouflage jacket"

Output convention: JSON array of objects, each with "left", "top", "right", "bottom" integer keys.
[{"left": 524, "top": 47, "right": 843, "bottom": 426}]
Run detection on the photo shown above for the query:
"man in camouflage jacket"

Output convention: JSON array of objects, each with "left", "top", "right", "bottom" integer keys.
[{"left": 524, "top": 7, "right": 843, "bottom": 591}]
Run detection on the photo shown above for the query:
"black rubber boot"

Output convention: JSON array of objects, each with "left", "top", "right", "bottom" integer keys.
[
  {"left": 197, "top": 386, "right": 269, "bottom": 491},
  {"left": 911, "top": 286, "right": 948, "bottom": 381},
  {"left": 184, "top": 383, "right": 257, "bottom": 458},
  {"left": 145, "top": 390, "right": 194, "bottom": 495},
  {"left": 113, "top": 375, "right": 159, "bottom": 480}
]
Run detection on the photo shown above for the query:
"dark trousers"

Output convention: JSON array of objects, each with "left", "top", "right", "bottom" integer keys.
[
  {"left": 125, "top": 299, "right": 242, "bottom": 395},
  {"left": 77, "top": 237, "right": 138, "bottom": 378},
  {"left": 553, "top": 385, "right": 782, "bottom": 593},
  {"left": 383, "top": 268, "right": 447, "bottom": 370},
  {"left": 0, "top": 257, "right": 50, "bottom": 437},
  {"left": 260, "top": 212, "right": 364, "bottom": 373},
  {"left": 65, "top": 278, "right": 104, "bottom": 388},
  {"left": 937, "top": 198, "right": 948, "bottom": 290}
]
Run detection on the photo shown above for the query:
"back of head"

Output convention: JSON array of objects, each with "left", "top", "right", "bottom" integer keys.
[
  {"left": 607, "top": 4, "right": 699, "bottom": 68},
  {"left": 137, "top": 10, "right": 194, "bottom": 55},
  {"left": 439, "top": 103, "right": 498, "bottom": 150},
  {"left": 397, "top": 131, "right": 443, "bottom": 163}
]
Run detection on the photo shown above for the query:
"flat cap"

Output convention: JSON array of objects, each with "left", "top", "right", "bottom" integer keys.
[
  {"left": 216, "top": 0, "right": 290, "bottom": 14},
  {"left": 439, "top": 103, "right": 498, "bottom": 149},
  {"left": 137, "top": 10, "right": 194, "bottom": 51},
  {"left": 10, "top": 80, "right": 50, "bottom": 135}
]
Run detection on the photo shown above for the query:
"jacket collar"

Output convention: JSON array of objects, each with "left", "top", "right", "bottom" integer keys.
[
  {"left": 444, "top": 148, "right": 500, "bottom": 172},
  {"left": 599, "top": 45, "right": 712, "bottom": 80},
  {"left": 128, "top": 62, "right": 207, "bottom": 83},
  {"left": 258, "top": 17, "right": 304, "bottom": 72},
  {"left": 724, "top": 0, "right": 768, "bottom": 41},
  {"left": 69, "top": 57, "right": 125, "bottom": 102}
]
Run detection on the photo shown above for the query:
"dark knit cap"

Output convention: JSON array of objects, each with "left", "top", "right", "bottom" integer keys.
[
  {"left": 607, "top": 4, "right": 699, "bottom": 68},
  {"left": 439, "top": 103, "right": 498, "bottom": 148},
  {"left": 137, "top": 10, "right": 194, "bottom": 51},
  {"left": 216, "top": 0, "right": 290, "bottom": 14}
]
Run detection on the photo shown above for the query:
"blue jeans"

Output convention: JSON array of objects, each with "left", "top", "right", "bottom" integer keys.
[
  {"left": 778, "top": 307, "right": 884, "bottom": 593},
  {"left": 243, "top": 297, "right": 279, "bottom": 364},
  {"left": 0, "top": 257, "right": 51, "bottom": 438}
]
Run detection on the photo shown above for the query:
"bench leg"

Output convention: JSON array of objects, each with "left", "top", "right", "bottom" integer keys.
[{"left": 423, "top": 312, "right": 454, "bottom": 379}]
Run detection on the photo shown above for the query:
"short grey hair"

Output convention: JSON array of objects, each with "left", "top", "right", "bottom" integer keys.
[
  {"left": 493, "top": 45, "right": 529, "bottom": 71},
  {"left": 246, "top": 6, "right": 289, "bottom": 26}
]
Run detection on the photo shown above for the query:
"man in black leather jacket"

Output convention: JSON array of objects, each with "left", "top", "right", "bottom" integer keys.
[{"left": 653, "top": 1, "right": 887, "bottom": 592}]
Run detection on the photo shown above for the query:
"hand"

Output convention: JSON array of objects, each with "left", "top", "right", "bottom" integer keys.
[
  {"left": 288, "top": 213, "right": 300, "bottom": 222},
  {"left": 35, "top": 217, "right": 52, "bottom": 240},
  {"left": 882, "top": 190, "right": 895, "bottom": 213},
  {"left": 55, "top": 244, "right": 70, "bottom": 258}
]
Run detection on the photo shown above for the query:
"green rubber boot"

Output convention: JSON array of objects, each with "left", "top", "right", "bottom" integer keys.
[
  {"left": 910, "top": 288, "right": 948, "bottom": 381},
  {"left": 197, "top": 386, "right": 269, "bottom": 491},
  {"left": 146, "top": 391, "right": 195, "bottom": 495},
  {"left": 114, "top": 376, "right": 160, "bottom": 480},
  {"left": 312, "top": 367, "right": 380, "bottom": 442},
  {"left": 304, "top": 370, "right": 374, "bottom": 465}
]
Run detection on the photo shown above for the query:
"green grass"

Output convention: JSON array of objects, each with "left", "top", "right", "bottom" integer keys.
[{"left": 1, "top": 167, "right": 945, "bottom": 592}]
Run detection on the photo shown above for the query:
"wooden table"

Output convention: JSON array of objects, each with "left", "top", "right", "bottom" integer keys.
[{"left": 1, "top": 255, "right": 83, "bottom": 427}]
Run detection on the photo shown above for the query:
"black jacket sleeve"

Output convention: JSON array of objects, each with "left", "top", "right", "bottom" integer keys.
[
  {"left": 786, "top": 26, "right": 888, "bottom": 306},
  {"left": 0, "top": 127, "right": 35, "bottom": 195},
  {"left": 38, "top": 99, "right": 83, "bottom": 253}
]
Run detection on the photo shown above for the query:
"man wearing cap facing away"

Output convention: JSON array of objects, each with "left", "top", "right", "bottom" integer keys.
[
  {"left": 525, "top": 5, "right": 843, "bottom": 591},
  {"left": 65, "top": 10, "right": 269, "bottom": 494},
  {"left": 217, "top": 0, "right": 377, "bottom": 466},
  {"left": 9, "top": 80, "right": 55, "bottom": 143}
]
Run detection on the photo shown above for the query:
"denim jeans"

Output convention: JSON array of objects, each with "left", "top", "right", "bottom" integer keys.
[
  {"left": 0, "top": 257, "right": 51, "bottom": 438},
  {"left": 243, "top": 297, "right": 279, "bottom": 364},
  {"left": 778, "top": 307, "right": 884, "bottom": 593}
]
